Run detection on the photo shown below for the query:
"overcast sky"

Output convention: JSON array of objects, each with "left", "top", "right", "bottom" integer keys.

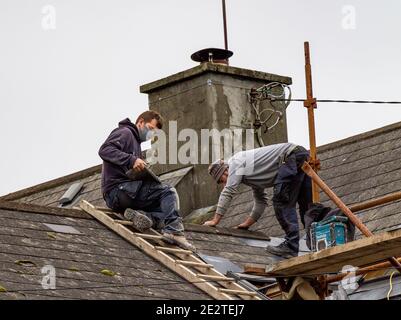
[{"left": 1, "top": 0, "right": 401, "bottom": 196}]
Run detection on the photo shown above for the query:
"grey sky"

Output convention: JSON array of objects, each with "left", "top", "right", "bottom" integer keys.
[{"left": 1, "top": 0, "right": 400, "bottom": 196}]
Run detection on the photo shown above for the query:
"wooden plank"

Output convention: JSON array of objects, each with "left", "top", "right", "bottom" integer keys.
[
  {"left": 197, "top": 274, "right": 234, "bottom": 282},
  {"left": 79, "top": 200, "right": 234, "bottom": 300},
  {"left": 263, "top": 228, "right": 401, "bottom": 276},
  {"left": 133, "top": 233, "right": 164, "bottom": 240},
  {"left": 154, "top": 247, "right": 192, "bottom": 255},
  {"left": 218, "top": 288, "right": 258, "bottom": 297},
  {"left": 244, "top": 263, "right": 267, "bottom": 274},
  {"left": 176, "top": 261, "right": 213, "bottom": 268},
  {"left": 115, "top": 220, "right": 134, "bottom": 226},
  {"left": 95, "top": 206, "right": 114, "bottom": 212}
]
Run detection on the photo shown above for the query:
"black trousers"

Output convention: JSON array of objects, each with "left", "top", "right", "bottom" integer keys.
[
  {"left": 272, "top": 148, "right": 313, "bottom": 251},
  {"left": 105, "top": 181, "right": 184, "bottom": 235}
]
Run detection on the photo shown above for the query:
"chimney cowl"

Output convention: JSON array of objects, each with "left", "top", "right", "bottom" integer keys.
[{"left": 191, "top": 48, "right": 233, "bottom": 65}]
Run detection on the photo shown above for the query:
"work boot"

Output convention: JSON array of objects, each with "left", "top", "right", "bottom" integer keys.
[
  {"left": 162, "top": 233, "right": 197, "bottom": 252},
  {"left": 124, "top": 208, "right": 153, "bottom": 233},
  {"left": 265, "top": 241, "right": 298, "bottom": 259}
]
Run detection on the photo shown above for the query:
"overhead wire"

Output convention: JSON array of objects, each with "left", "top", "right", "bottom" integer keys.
[{"left": 262, "top": 98, "right": 401, "bottom": 105}]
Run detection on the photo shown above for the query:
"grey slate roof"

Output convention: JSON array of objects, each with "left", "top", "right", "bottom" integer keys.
[
  {"left": 349, "top": 275, "right": 401, "bottom": 300},
  {"left": 0, "top": 203, "right": 210, "bottom": 300},
  {"left": 218, "top": 121, "right": 401, "bottom": 240},
  {"left": 185, "top": 227, "right": 273, "bottom": 269},
  {"left": 2, "top": 121, "right": 401, "bottom": 300},
  {"left": 0, "top": 163, "right": 277, "bottom": 300},
  {"left": 1, "top": 166, "right": 194, "bottom": 209},
  {"left": 0, "top": 202, "right": 278, "bottom": 300}
]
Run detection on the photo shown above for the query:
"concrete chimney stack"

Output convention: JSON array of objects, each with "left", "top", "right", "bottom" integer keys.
[{"left": 140, "top": 53, "right": 292, "bottom": 213}]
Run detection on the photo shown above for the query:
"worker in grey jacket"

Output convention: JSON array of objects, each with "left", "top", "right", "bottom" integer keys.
[{"left": 204, "top": 143, "right": 312, "bottom": 258}]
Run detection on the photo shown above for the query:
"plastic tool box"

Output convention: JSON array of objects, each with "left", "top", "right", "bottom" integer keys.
[{"left": 311, "top": 216, "right": 348, "bottom": 252}]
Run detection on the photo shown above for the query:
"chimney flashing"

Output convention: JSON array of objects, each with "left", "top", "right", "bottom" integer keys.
[{"left": 140, "top": 62, "right": 292, "bottom": 94}]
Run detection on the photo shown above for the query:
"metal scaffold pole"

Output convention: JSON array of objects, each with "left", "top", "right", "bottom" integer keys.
[{"left": 304, "top": 41, "right": 321, "bottom": 203}]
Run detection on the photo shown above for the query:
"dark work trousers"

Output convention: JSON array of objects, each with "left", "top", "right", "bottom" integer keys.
[
  {"left": 272, "top": 148, "right": 312, "bottom": 252},
  {"left": 104, "top": 181, "right": 184, "bottom": 235}
]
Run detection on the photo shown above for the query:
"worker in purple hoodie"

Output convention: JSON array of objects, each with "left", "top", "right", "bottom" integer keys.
[{"left": 99, "top": 111, "right": 195, "bottom": 251}]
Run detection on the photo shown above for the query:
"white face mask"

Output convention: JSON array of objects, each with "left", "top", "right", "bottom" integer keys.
[
  {"left": 139, "top": 124, "right": 157, "bottom": 142},
  {"left": 138, "top": 125, "right": 150, "bottom": 142}
]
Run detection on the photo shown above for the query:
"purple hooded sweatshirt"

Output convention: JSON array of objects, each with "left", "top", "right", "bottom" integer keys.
[{"left": 99, "top": 118, "right": 142, "bottom": 196}]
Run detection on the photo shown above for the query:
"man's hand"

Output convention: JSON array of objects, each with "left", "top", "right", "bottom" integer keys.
[
  {"left": 133, "top": 158, "right": 147, "bottom": 172},
  {"left": 203, "top": 213, "right": 222, "bottom": 227},
  {"left": 234, "top": 216, "right": 256, "bottom": 230}
]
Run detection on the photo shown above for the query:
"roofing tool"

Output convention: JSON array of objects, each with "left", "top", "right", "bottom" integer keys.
[
  {"left": 311, "top": 216, "right": 348, "bottom": 252},
  {"left": 125, "top": 162, "right": 161, "bottom": 184}
]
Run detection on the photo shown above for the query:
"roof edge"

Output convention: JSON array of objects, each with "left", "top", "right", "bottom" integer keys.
[
  {"left": 318, "top": 121, "right": 401, "bottom": 153},
  {"left": 0, "top": 164, "right": 102, "bottom": 202},
  {"left": 0, "top": 200, "right": 92, "bottom": 220},
  {"left": 184, "top": 223, "right": 270, "bottom": 241}
]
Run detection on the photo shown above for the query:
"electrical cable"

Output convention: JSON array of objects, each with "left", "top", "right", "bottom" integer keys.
[
  {"left": 264, "top": 98, "right": 401, "bottom": 105},
  {"left": 387, "top": 271, "right": 396, "bottom": 300},
  {"left": 248, "top": 82, "right": 291, "bottom": 146}
]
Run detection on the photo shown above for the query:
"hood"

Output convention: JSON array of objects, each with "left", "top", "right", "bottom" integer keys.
[{"left": 118, "top": 118, "right": 140, "bottom": 142}]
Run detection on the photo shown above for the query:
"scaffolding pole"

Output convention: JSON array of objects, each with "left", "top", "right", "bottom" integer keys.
[
  {"left": 301, "top": 161, "right": 401, "bottom": 274},
  {"left": 304, "top": 42, "right": 321, "bottom": 203}
]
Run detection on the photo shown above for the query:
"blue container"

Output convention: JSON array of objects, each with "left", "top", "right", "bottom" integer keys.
[{"left": 311, "top": 216, "right": 347, "bottom": 252}]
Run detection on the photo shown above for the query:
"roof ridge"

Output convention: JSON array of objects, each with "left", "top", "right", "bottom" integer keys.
[
  {"left": 0, "top": 165, "right": 101, "bottom": 201},
  {"left": 0, "top": 200, "right": 91, "bottom": 220},
  {"left": 318, "top": 121, "right": 401, "bottom": 153},
  {"left": 3, "top": 121, "right": 401, "bottom": 202},
  {"left": 0, "top": 164, "right": 195, "bottom": 202}
]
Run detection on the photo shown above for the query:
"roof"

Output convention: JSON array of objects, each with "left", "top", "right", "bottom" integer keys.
[
  {"left": 0, "top": 202, "right": 209, "bottom": 300},
  {"left": 0, "top": 166, "right": 194, "bottom": 209},
  {"left": 218, "top": 121, "right": 401, "bottom": 241},
  {"left": 0, "top": 165, "right": 274, "bottom": 300},
  {"left": 349, "top": 274, "right": 401, "bottom": 300},
  {"left": 184, "top": 224, "right": 273, "bottom": 270},
  {"left": 2, "top": 121, "right": 401, "bottom": 300}
]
